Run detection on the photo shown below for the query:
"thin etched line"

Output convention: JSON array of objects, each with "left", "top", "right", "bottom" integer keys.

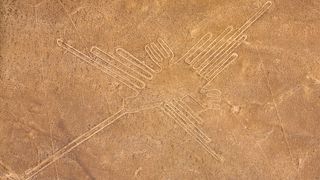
[
  {"left": 57, "top": 39, "right": 142, "bottom": 93},
  {"left": 206, "top": 53, "right": 238, "bottom": 82},
  {"left": 162, "top": 104, "right": 223, "bottom": 161},
  {"left": 153, "top": 42, "right": 167, "bottom": 58},
  {"left": 169, "top": 100, "right": 211, "bottom": 143},
  {"left": 0, "top": 161, "right": 21, "bottom": 180},
  {"left": 204, "top": 1, "right": 272, "bottom": 69},
  {"left": 164, "top": 103, "right": 205, "bottom": 142},
  {"left": 203, "top": 51, "right": 239, "bottom": 79},
  {"left": 144, "top": 45, "right": 163, "bottom": 73},
  {"left": 195, "top": 32, "right": 245, "bottom": 72},
  {"left": 150, "top": 43, "right": 163, "bottom": 62},
  {"left": 191, "top": 26, "right": 234, "bottom": 67},
  {"left": 115, "top": 48, "right": 154, "bottom": 80},
  {"left": 178, "top": 1, "right": 272, "bottom": 73},
  {"left": 56, "top": 0, "right": 88, "bottom": 53},
  {"left": 90, "top": 46, "right": 146, "bottom": 89},
  {"left": 200, "top": 35, "right": 247, "bottom": 76},
  {"left": 24, "top": 109, "right": 127, "bottom": 180},
  {"left": 177, "top": 100, "right": 203, "bottom": 124},
  {"left": 145, "top": 44, "right": 163, "bottom": 73},
  {"left": 163, "top": 103, "right": 206, "bottom": 143},
  {"left": 174, "top": 33, "right": 212, "bottom": 64},
  {"left": 145, "top": 44, "right": 161, "bottom": 63},
  {"left": 171, "top": 99, "right": 211, "bottom": 143},
  {"left": 157, "top": 38, "right": 174, "bottom": 61},
  {"left": 145, "top": 38, "right": 174, "bottom": 69},
  {"left": 218, "top": 1, "right": 272, "bottom": 54},
  {"left": 235, "top": 1, "right": 272, "bottom": 40},
  {"left": 202, "top": 89, "right": 222, "bottom": 101}
]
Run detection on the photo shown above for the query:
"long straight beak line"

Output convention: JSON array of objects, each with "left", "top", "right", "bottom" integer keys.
[{"left": 174, "top": 1, "right": 272, "bottom": 65}]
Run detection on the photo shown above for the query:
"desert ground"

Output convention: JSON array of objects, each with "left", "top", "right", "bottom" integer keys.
[{"left": 1, "top": 0, "right": 320, "bottom": 179}]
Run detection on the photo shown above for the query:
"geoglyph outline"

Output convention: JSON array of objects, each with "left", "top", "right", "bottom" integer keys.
[{"left": 0, "top": 2, "right": 272, "bottom": 179}]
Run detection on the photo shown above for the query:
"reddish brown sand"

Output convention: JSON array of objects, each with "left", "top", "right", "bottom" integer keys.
[{"left": 1, "top": 0, "right": 320, "bottom": 179}]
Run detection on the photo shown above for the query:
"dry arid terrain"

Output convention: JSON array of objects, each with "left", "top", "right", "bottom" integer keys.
[{"left": 1, "top": 0, "right": 320, "bottom": 179}]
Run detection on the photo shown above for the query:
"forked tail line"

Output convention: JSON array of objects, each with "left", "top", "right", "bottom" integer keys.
[
  {"left": 170, "top": 99, "right": 211, "bottom": 143},
  {"left": 162, "top": 103, "right": 224, "bottom": 162}
]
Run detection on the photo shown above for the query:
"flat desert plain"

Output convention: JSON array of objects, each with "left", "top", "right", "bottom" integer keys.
[{"left": 1, "top": 0, "right": 320, "bottom": 179}]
